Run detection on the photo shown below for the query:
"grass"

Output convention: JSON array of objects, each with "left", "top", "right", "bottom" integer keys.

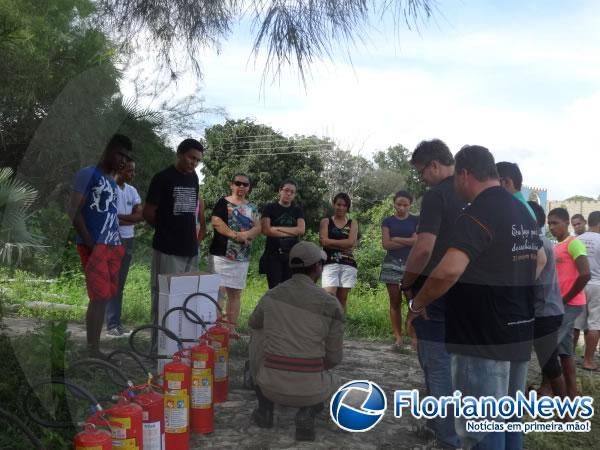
[{"left": 1, "top": 264, "right": 398, "bottom": 341}]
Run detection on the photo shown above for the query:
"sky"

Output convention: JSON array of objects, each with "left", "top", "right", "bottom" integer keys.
[{"left": 121, "top": 0, "right": 600, "bottom": 201}]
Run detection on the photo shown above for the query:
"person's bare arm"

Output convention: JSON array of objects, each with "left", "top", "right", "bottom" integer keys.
[
  {"left": 401, "top": 232, "right": 437, "bottom": 290},
  {"left": 406, "top": 248, "right": 470, "bottom": 328},
  {"left": 197, "top": 197, "right": 206, "bottom": 242},
  {"left": 563, "top": 255, "right": 591, "bottom": 303},
  {"left": 211, "top": 215, "right": 240, "bottom": 240},
  {"left": 119, "top": 204, "right": 143, "bottom": 225},
  {"left": 535, "top": 247, "right": 547, "bottom": 280},
  {"left": 68, "top": 191, "right": 94, "bottom": 250},
  {"left": 320, "top": 220, "right": 358, "bottom": 249},
  {"left": 392, "top": 234, "right": 417, "bottom": 247},
  {"left": 245, "top": 217, "right": 262, "bottom": 240},
  {"left": 382, "top": 226, "right": 405, "bottom": 250},
  {"left": 142, "top": 203, "right": 158, "bottom": 227},
  {"left": 261, "top": 217, "right": 305, "bottom": 237}
]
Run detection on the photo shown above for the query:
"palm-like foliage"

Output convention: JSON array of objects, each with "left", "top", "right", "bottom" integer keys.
[{"left": 0, "top": 168, "right": 43, "bottom": 265}]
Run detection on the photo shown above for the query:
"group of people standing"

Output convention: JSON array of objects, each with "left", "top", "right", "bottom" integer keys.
[
  {"left": 69, "top": 134, "right": 364, "bottom": 350},
  {"left": 70, "top": 133, "right": 599, "bottom": 449}
]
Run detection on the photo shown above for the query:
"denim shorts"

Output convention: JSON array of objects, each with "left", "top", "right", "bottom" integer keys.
[{"left": 557, "top": 304, "right": 584, "bottom": 356}]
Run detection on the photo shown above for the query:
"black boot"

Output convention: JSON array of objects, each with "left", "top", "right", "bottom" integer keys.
[
  {"left": 243, "top": 360, "right": 255, "bottom": 390},
  {"left": 252, "top": 386, "right": 274, "bottom": 428},
  {"left": 252, "top": 406, "right": 274, "bottom": 428},
  {"left": 295, "top": 407, "right": 316, "bottom": 441}
]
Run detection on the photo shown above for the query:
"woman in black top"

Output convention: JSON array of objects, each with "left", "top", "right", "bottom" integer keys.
[
  {"left": 319, "top": 192, "right": 359, "bottom": 311},
  {"left": 260, "top": 179, "right": 306, "bottom": 288}
]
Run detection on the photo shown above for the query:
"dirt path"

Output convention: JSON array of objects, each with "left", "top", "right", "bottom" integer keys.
[{"left": 0, "top": 315, "right": 561, "bottom": 449}]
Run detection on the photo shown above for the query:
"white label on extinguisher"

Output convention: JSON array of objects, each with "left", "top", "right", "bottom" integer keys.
[
  {"left": 214, "top": 349, "right": 227, "bottom": 381},
  {"left": 143, "top": 421, "right": 162, "bottom": 450},
  {"left": 164, "top": 390, "right": 189, "bottom": 433},
  {"left": 191, "top": 370, "right": 212, "bottom": 407},
  {"left": 111, "top": 426, "right": 127, "bottom": 440},
  {"left": 193, "top": 360, "right": 207, "bottom": 369},
  {"left": 167, "top": 380, "right": 182, "bottom": 390}
]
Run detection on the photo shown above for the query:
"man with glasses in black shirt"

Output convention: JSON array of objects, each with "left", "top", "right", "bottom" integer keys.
[
  {"left": 401, "top": 138, "right": 465, "bottom": 449},
  {"left": 407, "top": 145, "right": 546, "bottom": 450}
]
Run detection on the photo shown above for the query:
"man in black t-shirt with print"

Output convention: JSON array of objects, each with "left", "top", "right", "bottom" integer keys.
[
  {"left": 401, "top": 139, "right": 464, "bottom": 449},
  {"left": 407, "top": 145, "right": 546, "bottom": 450},
  {"left": 143, "top": 138, "right": 206, "bottom": 349}
]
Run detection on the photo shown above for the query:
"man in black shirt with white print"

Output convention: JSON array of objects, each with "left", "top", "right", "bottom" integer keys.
[
  {"left": 143, "top": 138, "right": 206, "bottom": 349},
  {"left": 407, "top": 145, "right": 546, "bottom": 450}
]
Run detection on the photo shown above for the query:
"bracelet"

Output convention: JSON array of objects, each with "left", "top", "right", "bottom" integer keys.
[{"left": 409, "top": 299, "right": 424, "bottom": 314}]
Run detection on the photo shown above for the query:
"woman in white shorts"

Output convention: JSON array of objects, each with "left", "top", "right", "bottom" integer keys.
[
  {"left": 319, "top": 192, "right": 359, "bottom": 311},
  {"left": 208, "top": 173, "right": 261, "bottom": 334}
]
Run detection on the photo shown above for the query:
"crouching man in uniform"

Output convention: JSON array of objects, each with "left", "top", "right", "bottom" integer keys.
[{"left": 248, "top": 241, "right": 345, "bottom": 441}]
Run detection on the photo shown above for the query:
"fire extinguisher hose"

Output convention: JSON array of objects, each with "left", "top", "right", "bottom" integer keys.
[
  {"left": 0, "top": 406, "right": 44, "bottom": 449},
  {"left": 106, "top": 349, "right": 151, "bottom": 378},
  {"left": 128, "top": 323, "right": 184, "bottom": 360},
  {"left": 24, "top": 378, "right": 102, "bottom": 429},
  {"left": 67, "top": 357, "right": 132, "bottom": 389},
  {"left": 182, "top": 292, "right": 221, "bottom": 327}
]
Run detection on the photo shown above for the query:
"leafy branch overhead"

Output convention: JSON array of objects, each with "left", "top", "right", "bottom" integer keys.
[{"left": 97, "top": 0, "right": 436, "bottom": 79}]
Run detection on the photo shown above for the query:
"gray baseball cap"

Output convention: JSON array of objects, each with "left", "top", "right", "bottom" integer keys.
[{"left": 289, "top": 241, "right": 327, "bottom": 268}]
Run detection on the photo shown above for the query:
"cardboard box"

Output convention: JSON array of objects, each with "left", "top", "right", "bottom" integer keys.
[{"left": 157, "top": 272, "right": 220, "bottom": 373}]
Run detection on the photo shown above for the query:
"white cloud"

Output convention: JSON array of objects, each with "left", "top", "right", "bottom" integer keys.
[{"left": 122, "top": 6, "right": 600, "bottom": 201}]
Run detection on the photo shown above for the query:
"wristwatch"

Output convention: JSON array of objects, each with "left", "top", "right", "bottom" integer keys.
[{"left": 409, "top": 299, "right": 424, "bottom": 314}]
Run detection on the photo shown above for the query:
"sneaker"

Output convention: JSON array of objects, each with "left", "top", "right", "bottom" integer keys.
[
  {"left": 116, "top": 325, "right": 132, "bottom": 336},
  {"left": 106, "top": 327, "right": 124, "bottom": 338}
]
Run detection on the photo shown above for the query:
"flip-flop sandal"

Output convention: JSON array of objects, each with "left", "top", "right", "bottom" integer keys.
[{"left": 582, "top": 366, "right": 600, "bottom": 372}]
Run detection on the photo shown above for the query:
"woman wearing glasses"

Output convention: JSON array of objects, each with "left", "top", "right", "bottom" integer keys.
[
  {"left": 260, "top": 179, "right": 306, "bottom": 288},
  {"left": 319, "top": 192, "right": 359, "bottom": 311},
  {"left": 209, "top": 173, "right": 261, "bottom": 333}
]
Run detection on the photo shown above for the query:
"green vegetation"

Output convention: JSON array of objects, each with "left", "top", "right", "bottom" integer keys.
[{"left": 1, "top": 260, "right": 396, "bottom": 340}]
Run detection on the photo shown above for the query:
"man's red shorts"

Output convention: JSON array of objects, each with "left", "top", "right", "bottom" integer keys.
[{"left": 78, "top": 244, "right": 125, "bottom": 302}]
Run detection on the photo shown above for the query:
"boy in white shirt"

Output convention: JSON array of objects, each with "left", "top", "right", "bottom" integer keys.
[{"left": 106, "top": 159, "right": 143, "bottom": 337}]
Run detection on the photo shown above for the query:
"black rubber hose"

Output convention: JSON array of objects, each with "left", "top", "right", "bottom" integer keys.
[
  {"left": 107, "top": 349, "right": 151, "bottom": 378},
  {"left": 182, "top": 292, "right": 221, "bottom": 328},
  {"left": 67, "top": 358, "right": 131, "bottom": 389},
  {"left": 128, "top": 324, "right": 184, "bottom": 360},
  {"left": 0, "top": 406, "right": 44, "bottom": 449},
  {"left": 24, "top": 378, "right": 100, "bottom": 429},
  {"left": 160, "top": 306, "right": 206, "bottom": 342}
]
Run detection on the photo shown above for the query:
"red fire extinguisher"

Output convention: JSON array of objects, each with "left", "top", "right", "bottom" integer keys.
[
  {"left": 106, "top": 396, "right": 144, "bottom": 450},
  {"left": 163, "top": 352, "right": 191, "bottom": 450},
  {"left": 73, "top": 423, "right": 112, "bottom": 450},
  {"left": 130, "top": 379, "right": 165, "bottom": 450},
  {"left": 207, "top": 320, "right": 230, "bottom": 403},
  {"left": 190, "top": 336, "right": 215, "bottom": 434}
]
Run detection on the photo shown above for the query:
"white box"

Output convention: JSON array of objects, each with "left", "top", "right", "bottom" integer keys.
[{"left": 157, "top": 272, "right": 220, "bottom": 373}]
